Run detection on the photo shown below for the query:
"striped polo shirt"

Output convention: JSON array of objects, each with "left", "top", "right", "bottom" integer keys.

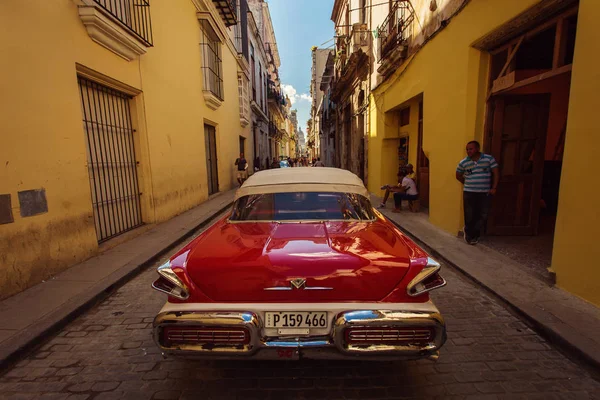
[{"left": 456, "top": 153, "right": 498, "bottom": 193}]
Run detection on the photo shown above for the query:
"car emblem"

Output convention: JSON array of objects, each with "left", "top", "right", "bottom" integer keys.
[{"left": 290, "top": 278, "right": 306, "bottom": 290}]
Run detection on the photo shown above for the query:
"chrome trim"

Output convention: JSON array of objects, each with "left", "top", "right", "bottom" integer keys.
[
  {"left": 153, "top": 306, "right": 446, "bottom": 360},
  {"left": 332, "top": 309, "right": 446, "bottom": 355},
  {"left": 264, "top": 339, "right": 330, "bottom": 348},
  {"left": 152, "top": 262, "right": 190, "bottom": 300},
  {"left": 263, "top": 286, "right": 333, "bottom": 291},
  {"left": 290, "top": 278, "right": 306, "bottom": 289},
  {"left": 153, "top": 311, "right": 260, "bottom": 354},
  {"left": 406, "top": 257, "right": 447, "bottom": 297}
]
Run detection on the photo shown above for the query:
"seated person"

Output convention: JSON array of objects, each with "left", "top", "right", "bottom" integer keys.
[{"left": 379, "top": 168, "right": 418, "bottom": 212}]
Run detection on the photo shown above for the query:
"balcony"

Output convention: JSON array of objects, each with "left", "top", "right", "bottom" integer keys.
[
  {"left": 79, "top": 0, "right": 153, "bottom": 61},
  {"left": 268, "top": 122, "right": 284, "bottom": 141},
  {"left": 377, "top": 0, "right": 415, "bottom": 66},
  {"left": 212, "top": 0, "right": 237, "bottom": 27},
  {"left": 267, "top": 80, "right": 287, "bottom": 117},
  {"left": 90, "top": 0, "right": 153, "bottom": 46},
  {"left": 331, "top": 30, "right": 368, "bottom": 102}
]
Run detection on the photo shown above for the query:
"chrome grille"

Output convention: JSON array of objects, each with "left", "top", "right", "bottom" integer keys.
[
  {"left": 347, "top": 328, "right": 433, "bottom": 343},
  {"left": 165, "top": 328, "right": 248, "bottom": 344}
]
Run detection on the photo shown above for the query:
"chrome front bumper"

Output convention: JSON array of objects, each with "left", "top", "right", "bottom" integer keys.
[{"left": 153, "top": 304, "right": 446, "bottom": 361}]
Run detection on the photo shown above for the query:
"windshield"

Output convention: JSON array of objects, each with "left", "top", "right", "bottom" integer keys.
[{"left": 230, "top": 192, "right": 376, "bottom": 222}]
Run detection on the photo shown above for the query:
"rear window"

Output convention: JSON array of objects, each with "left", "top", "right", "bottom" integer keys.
[{"left": 230, "top": 192, "right": 376, "bottom": 221}]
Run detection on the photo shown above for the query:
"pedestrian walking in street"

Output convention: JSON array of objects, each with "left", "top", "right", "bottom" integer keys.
[
  {"left": 313, "top": 157, "right": 325, "bottom": 167},
  {"left": 456, "top": 140, "right": 499, "bottom": 245},
  {"left": 270, "top": 157, "right": 281, "bottom": 168},
  {"left": 234, "top": 152, "right": 248, "bottom": 187}
]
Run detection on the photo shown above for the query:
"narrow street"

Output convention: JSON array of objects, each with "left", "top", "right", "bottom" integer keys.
[{"left": 1, "top": 217, "right": 598, "bottom": 400}]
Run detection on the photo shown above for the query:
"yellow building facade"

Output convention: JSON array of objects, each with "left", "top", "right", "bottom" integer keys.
[
  {"left": 369, "top": 0, "right": 600, "bottom": 306},
  {"left": 0, "top": 0, "right": 251, "bottom": 299}
]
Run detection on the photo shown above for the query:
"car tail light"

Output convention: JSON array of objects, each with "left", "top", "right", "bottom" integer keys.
[
  {"left": 151, "top": 262, "right": 189, "bottom": 300},
  {"left": 162, "top": 326, "right": 250, "bottom": 346},
  {"left": 345, "top": 327, "right": 434, "bottom": 346},
  {"left": 407, "top": 257, "right": 447, "bottom": 297}
]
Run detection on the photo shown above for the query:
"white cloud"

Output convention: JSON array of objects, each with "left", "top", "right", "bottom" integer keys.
[{"left": 281, "top": 84, "right": 312, "bottom": 105}]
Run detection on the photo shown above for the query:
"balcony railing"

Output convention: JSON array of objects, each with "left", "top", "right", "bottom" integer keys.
[
  {"left": 268, "top": 122, "right": 284, "bottom": 141},
  {"left": 267, "top": 80, "right": 287, "bottom": 115},
  {"left": 92, "top": 0, "right": 153, "bottom": 46},
  {"left": 377, "top": 0, "right": 414, "bottom": 62},
  {"left": 212, "top": 0, "right": 237, "bottom": 27}
]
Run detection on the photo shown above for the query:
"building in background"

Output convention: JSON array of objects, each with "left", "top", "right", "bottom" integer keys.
[
  {"left": 0, "top": 0, "right": 286, "bottom": 299},
  {"left": 298, "top": 128, "right": 307, "bottom": 157},
  {"left": 247, "top": 5, "right": 270, "bottom": 170},
  {"left": 309, "top": 47, "right": 333, "bottom": 165},
  {"left": 289, "top": 110, "right": 300, "bottom": 158},
  {"left": 330, "top": 0, "right": 371, "bottom": 182},
  {"left": 318, "top": 52, "right": 336, "bottom": 167},
  {"left": 248, "top": 0, "right": 289, "bottom": 161}
]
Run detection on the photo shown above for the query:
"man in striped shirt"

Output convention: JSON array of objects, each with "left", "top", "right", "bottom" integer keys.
[{"left": 456, "top": 141, "right": 499, "bottom": 245}]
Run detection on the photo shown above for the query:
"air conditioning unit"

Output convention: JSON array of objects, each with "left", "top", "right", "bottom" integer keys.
[{"left": 352, "top": 23, "right": 369, "bottom": 52}]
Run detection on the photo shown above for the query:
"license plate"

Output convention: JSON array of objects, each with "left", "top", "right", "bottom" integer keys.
[{"left": 264, "top": 312, "right": 328, "bottom": 328}]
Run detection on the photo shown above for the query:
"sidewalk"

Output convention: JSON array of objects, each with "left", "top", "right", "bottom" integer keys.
[
  {"left": 372, "top": 194, "right": 600, "bottom": 369},
  {"left": 0, "top": 189, "right": 236, "bottom": 370}
]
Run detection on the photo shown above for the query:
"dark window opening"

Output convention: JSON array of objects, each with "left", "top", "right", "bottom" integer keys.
[
  {"left": 564, "top": 15, "right": 578, "bottom": 65},
  {"left": 515, "top": 27, "right": 555, "bottom": 71},
  {"left": 400, "top": 107, "right": 410, "bottom": 126},
  {"left": 490, "top": 49, "right": 508, "bottom": 81}
]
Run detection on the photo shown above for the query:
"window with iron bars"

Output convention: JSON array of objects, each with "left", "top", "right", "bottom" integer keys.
[
  {"left": 92, "top": 0, "right": 153, "bottom": 46},
  {"left": 200, "top": 24, "right": 224, "bottom": 100}
]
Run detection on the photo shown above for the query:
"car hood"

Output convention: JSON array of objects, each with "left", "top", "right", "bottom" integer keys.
[{"left": 183, "top": 220, "right": 414, "bottom": 302}]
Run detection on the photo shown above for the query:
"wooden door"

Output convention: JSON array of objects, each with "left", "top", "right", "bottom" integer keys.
[
  {"left": 204, "top": 124, "right": 219, "bottom": 195},
  {"left": 417, "top": 102, "right": 430, "bottom": 208},
  {"left": 487, "top": 95, "right": 550, "bottom": 235}
]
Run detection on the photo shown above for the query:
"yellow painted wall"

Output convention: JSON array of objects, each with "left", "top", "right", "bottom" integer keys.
[
  {"left": 369, "top": 0, "right": 537, "bottom": 234},
  {"left": 141, "top": 0, "right": 249, "bottom": 223},
  {"left": 552, "top": 0, "right": 600, "bottom": 306},
  {"left": 0, "top": 0, "right": 141, "bottom": 298},
  {"left": 0, "top": 0, "right": 247, "bottom": 299}
]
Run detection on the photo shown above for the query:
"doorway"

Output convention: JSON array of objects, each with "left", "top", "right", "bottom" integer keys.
[
  {"left": 487, "top": 94, "right": 550, "bottom": 236},
  {"left": 416, "top": 101, "right": 430, "bottom": 209},
  {"left": 479, "top": 6, "right": 577, "bottom": 281},
  {"left": 204, "top": 124, "right": 219, "bottom": 195}
]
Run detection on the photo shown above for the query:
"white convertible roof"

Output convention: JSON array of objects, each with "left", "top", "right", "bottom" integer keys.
[{"left": 235, "top": 167, "right": 369, "bottom": 199}]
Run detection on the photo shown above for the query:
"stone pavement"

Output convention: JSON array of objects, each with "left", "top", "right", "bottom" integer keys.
[
  {"left": 0, "top": 189, "right": 236, "bottom": 370},
  {"left": 1, "top": 246, "right": 599, "bottom": 399},
  {"left": 371, "top": 194, "right": 600, "bottom": 369}
]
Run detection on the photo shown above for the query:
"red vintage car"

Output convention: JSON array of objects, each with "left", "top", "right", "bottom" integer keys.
[{"left": 152, "top": 168, "right": 447, "bottom": 360}]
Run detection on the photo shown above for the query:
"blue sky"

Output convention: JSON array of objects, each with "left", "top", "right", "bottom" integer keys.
[{"left": 266, "top": 0, "right": 335, "bottom": 133}]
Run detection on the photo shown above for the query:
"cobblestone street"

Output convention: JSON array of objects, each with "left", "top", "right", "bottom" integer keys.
[{"left": 1, "top": 233, "right": 599, "bottom": 399}]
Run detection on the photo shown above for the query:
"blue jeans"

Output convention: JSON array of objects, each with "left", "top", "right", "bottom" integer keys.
[{"left": 393, "top": 193, "right": 418, "bottom": 209}]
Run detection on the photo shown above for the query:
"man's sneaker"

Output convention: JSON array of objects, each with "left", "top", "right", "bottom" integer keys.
[
  {"left": 471, "top": 237, "right": 479, "bottom": 245},
  {"left": 462, "top": 226, "right": 469, "bottom": 244},
  {"left": 378, "top": 203, "right": 385, "bottom": 209}
]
